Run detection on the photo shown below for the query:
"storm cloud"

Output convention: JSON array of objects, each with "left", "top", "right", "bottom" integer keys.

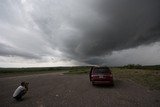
[
  {"left": 72, "top": 0, "right": 160, "bottom": 63},
  {"left": 0, "top": 0, "right": 160, "bottom": 67}
]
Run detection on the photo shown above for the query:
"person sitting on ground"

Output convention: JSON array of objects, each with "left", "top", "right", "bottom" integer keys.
[{"left": 13, "top": 81, "right": 29, "bottom": 101}]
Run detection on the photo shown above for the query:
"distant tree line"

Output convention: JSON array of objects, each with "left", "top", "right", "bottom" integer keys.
[
  {"left": 120, "top": 64, "right": 160, "bottom": 70},
  {"left": 123, "top": 64, "right": 142, "bottom": 69}
]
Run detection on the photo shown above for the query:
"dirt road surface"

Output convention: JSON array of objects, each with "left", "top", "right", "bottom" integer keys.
[{"left": 0, "top": 72, "right": 160, "bottom": 107}]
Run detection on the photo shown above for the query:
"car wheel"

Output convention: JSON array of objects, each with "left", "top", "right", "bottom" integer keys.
[{"left": 111, "top": 82, "right": 114, "bottom": 86}]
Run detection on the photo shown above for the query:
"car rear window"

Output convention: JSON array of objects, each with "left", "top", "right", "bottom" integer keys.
[{"left": 92, "top": 68, "right": 110, "bottom": 74}]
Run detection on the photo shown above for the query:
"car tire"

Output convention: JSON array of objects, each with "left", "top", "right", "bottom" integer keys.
[{"left": 111, "top": 82, "right": 114, "bottom": 86}]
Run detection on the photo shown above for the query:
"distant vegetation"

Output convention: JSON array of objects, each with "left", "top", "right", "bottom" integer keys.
[
  {"left": 0, "top": 67, "right": 65, "bottom": 74},
  {"left": 119, "top": 64, "right": 160, "bottom": 70},
  {"left": 0, "top": 66, "right": 91, "bottom": 75},
  {"left": 1, "top": 65, "right": 160, "bottom": 74},
  {"left": 64, "top": 66, "right": 90, "bottom": 74}
]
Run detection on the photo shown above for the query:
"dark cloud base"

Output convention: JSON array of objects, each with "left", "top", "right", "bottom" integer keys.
[{"left": 66, "top": 0, "right": 160, "bottom": 64}]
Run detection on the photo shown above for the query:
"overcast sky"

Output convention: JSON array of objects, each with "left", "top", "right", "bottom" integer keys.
[{"left": 0, "top": 0, "right": 160, "bottom": 67}]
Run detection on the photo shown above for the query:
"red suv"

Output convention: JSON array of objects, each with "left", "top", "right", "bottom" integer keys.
[{"left": 89, "top": 67, "right": 114, "bottom": 86}]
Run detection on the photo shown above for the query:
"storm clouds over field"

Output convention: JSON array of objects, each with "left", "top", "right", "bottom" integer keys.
[{"left": 0, "top": 0, "right": 160, "bottom": 67}]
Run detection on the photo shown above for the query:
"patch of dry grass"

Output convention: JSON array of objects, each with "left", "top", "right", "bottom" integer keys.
[{"left": 112, "top": 68, "right": 160, "bottom": 90}]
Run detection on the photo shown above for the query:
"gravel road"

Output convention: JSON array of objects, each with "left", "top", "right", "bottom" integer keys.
[{"left": 0, "top": 72, "right": 160, "bottom": 107}]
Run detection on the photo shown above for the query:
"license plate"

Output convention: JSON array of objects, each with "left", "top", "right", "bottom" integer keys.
[{"left": 99, "top": 75, "right": 104, "bottom": 78}]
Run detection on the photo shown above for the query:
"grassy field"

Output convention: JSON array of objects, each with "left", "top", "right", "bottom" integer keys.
[
  {"left": 111, "top": 68, "right": 160, "bottom": 90},
  {"left": 0, "top": 67, "right": 66, "bottom": 77},
  {"left": 0, "top": 67, "right": 160, "bottom": 90}
]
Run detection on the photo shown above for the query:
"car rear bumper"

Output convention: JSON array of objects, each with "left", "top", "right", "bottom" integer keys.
[{"left": 92, "top": 80, "right": 113, "bottom": 85}]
